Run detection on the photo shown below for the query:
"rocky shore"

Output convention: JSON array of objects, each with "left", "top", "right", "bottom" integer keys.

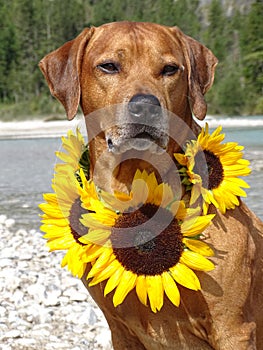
[{"left": 0, "top": 215, "right": 112, "bottom": 350}]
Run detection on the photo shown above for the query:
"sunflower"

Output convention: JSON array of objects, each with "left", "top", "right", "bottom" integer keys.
[
  {"left": 39, "top": 127, "right": 95, "bottom": 277},
  {"left": 174, "top": 123, "right": 251, "bottom": 214},
  {"left": 55, "top": 128, "right": 86, "bottom": 175},
  {"left": 39, "top": 164, "right": 96, "bottom": 277},
  {"left": 80, "top": 170, "right": 215, "bottom": 313}
]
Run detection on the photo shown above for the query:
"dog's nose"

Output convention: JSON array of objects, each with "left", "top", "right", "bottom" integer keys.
[{"left": 128, "top": 94, "right": 161, "bottom": 120}]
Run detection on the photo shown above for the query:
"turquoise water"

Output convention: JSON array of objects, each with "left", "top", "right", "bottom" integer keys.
[{"left": 0, "top": 117, "right": 262, "bottom": 230}]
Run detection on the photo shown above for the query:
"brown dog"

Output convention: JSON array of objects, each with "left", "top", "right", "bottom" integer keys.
[{"left": 39, "top": 22, "right": 263, "bottom": 350}]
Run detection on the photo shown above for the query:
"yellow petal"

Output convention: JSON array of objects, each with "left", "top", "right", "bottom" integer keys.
[
  {"left": 162, "top": 272, "right": 180, "bottom": 307},
  {"left": 80, "top": 211, "right": 116, "bottom": 229},
  {"left": 101, "top": 190, "right": 132, "bottom": 212},
  {"left": 146, "top": 172, "right": 159, "bottom": 203},
  {"left": 153, "top": 183, "right": 174, "bottom": 207},
  {"left": 226, "top": 177, "right": 250, "bottom": 188},
  {"left": 131, "top": 178, "right": 149, "bottom": 205},
  {"left": 113, "top": 270, "right": 137, "bottom": 307},
  {"left": 87, "top": 248, "right": 112, "bottom": 273},
  {"left": 146, "top": 275, "right": 164, "bottom": 313},
  {"left": 174, "top": 153, "right": 188, "bottom": 166},
  {"left": 88, "top": 259, "right": 120, "bottom": 286},
  {"left": 183, "top": 238, "right": 214, "bottom": 257},
  {"left": 170, "top": 262, "right": 201, "bottom": 290},
  {"left": 181, "top": 214, "right": 215, "bottom": 237},
  {"left": 46, "top": 236, "right": 74, "bottom": 251},
  {"left": 170, "top": 200, "right": 186, "bottom": 218},
  {"left": 104, "top": 265, "right": 125, "bottom": 296},
  {"left": 82, "top": 244, "right": 107, "bottom": 263},
  {"left": 79, "top": 229, "right": 111, "bottom": 245},
  {"left": 190, "top": 183, "right": 202, "bottom": 206},
  {"left": 135, "top": 275, "right": 148, "bottom": 306},
  {"left": 180, "top": 250, "right": 215, "bottom": 271},
  {"left": 202, "top": 201, "right": 210, "bottom": 215}
]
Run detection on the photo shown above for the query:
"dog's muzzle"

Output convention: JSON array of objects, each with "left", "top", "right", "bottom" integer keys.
[{"left": 106, "top": 94, "right": 169, "bottom": 154}]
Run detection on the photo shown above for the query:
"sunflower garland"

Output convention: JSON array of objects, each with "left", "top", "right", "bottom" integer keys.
[{"left": 40, "top": 124, "right": 251, "bottom": 312}]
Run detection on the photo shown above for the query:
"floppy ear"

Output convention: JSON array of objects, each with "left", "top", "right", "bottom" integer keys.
[
  {"left": 173, "top": 27, "right": 218, "bottom": 120},
  {"left": 39, "top": 27, "right": 95, "bottom": 120}
]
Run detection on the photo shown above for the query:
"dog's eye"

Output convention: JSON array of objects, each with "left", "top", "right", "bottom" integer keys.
[
  {"left": 162, "top": 65, "right": 180, "bottom": 76},
  {"left": 97, "top": 62, "right": 120, "bottom": 74}
]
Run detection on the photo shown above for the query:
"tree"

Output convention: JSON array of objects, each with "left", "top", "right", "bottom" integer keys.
[
  {"left": 0, "top": 1, "right": 20, "bottom": 102},
  {"left": 239, "top": 0, "right": 263, "bottom": 113},
  {"left": 202, "top": 0, "right": 227, "bottom": 61}
]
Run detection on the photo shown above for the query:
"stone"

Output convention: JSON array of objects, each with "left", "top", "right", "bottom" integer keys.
[
  {"left": 0, "top": 215, "right": 7, "bottom": 224},
  {"left": 5, "top": 218, "right": 15, "bottom": 228},
  {"left": 4, "top": 330, "right": 21, "bottom": 339}
]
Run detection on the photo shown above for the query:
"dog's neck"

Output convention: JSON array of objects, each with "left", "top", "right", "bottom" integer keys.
[{"left": 87, "top": 112, "right": 201, "bottom": 194}]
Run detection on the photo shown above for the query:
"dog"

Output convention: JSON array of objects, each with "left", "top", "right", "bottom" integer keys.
[{"left": 39, "top": 21, "right": 263, "bottom": 349}]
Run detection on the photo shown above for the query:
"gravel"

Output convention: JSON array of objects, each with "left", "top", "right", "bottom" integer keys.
[{"left": 0, "top": 215, "right": 113, "bottom": 350}]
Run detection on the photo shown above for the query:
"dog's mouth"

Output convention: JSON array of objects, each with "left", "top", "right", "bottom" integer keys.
[{"left": 106, "top": 125, "right": 169, "bottom": 154}]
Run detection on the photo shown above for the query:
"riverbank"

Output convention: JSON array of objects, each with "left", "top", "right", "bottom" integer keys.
[
  {"left": 0, "top": 118, "right": 81, "bottom": 139},
  {"left": 0, "top": 215, "right": 113, "bottom": 350}
]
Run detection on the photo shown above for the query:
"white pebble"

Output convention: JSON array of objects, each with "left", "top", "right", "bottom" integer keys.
[
  {"left": 0, "top": 306, "right": 6, "bottom": 316},
  {"left": 70, "top": 291, "right": 87, "bottom": 302},
  {"left": 0, "top": 258, "right": 12, "bottom": 268},
  {"left": 5, "top": 218, "right": 15, "bottom": 228},
  {"left": 4, "top": 330, "right": 21, "bottom": 339},
  {"left": 16, "top": 338, "right": 37, "bottom": 346},
  {"left": 0, "top": 215, "right": 7, "bottom": 224},
  {"left": 95, "top": 328, "right": 112, "bottom": 349}
]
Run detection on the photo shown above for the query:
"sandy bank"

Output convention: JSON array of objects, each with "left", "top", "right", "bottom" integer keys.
[{"left": 0, "top": 118, "right": 85, "bottom": 139}]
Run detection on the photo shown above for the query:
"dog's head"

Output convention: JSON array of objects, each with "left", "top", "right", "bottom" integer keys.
[{"left": 40, "top": 21, "right": 217, "bottom": 156}]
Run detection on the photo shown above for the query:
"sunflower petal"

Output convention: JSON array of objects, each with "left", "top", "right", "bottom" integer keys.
[
  {"left": 170, "top": 262, "right": 201, "bottom": 290},
  {"left": 135, "top": 275, "right": 148, "bottom": 306},
  {"left": 87, "top": 248, "right": 112, "bottom": 273},
  {"left": 180, "top": 250, "right": 215, "bottom": 271},
  {"left": 79, "top": 229, "right": 111, "bottom": 245},
  {"left": 113, "top": 270, "right": 137, "bottom": 307},
  {"left": 146, "top": 275, "right": 164, "bottom": 313},
  {"left": 181, "top": 214, "right": 215, "bottom": 237},
  {"left": 162, "top": 272, "right": 180, "bottom": 307},
  {"left": 104, "top": 265, "right": 125, "bottom": 296},
  {"left": 183, "top": 238, "right": 214, "bottom": 257},
  {"left": 88, "top": 259, "right": 121, "bottom": 286},
  {"left": 174, "top": 153, "right": 188, "bottom": 166}
]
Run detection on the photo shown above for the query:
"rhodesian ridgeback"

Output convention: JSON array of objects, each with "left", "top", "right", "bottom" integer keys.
[{"left": 40, "top": 21, "right": 263, "bottom": 349}]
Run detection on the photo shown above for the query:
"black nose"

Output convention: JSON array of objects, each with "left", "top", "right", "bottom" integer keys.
[{"left": 128, "top": 94, "right": 161, "bottom": 120}]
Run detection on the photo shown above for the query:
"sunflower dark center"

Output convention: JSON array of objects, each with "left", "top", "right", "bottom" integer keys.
[
  {"left": 194, "top": 150, "right": 224, "bottom": 190},
  {"left": 69, "top": 198, "right": 89, "bottom": 246},
  {"left": 110, "top": 204, "right": 183, "bottom": 276},
  {"left": 134, "top": 230, "right": 156, "bottom": 252}
]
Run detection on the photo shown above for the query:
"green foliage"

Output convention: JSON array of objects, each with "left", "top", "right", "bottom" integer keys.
[
  {"left": 239, "top": 0, "right": 263, "bottom": 113},
  {"left": 0, "top": 0, "right": 262, "bottom": 119},
  {"left": 202, "top": 0, "right": 227, "bottom": 61}
]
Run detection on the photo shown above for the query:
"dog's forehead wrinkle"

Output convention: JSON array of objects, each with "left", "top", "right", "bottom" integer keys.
[{"left": 91, "top": 23, "right": 183, "bottom": 66}]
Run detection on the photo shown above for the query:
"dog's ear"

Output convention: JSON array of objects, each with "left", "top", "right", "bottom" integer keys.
[
  {"left": 172, "top": 27, "right": 218, "bottom": 120},
  {"left": 39, "top": 28, "right": 95, "bottom": 120}
]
